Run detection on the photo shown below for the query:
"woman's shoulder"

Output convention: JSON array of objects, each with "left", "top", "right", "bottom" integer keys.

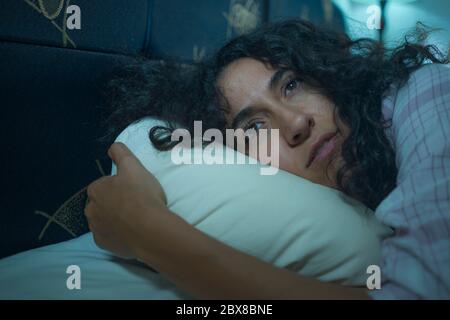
[
  {"left": 409, "top": 62, "right": 450, "bottom": 76},
  {"left": 409, "top": 63, "right": 450, "bottom": 78},
  {"left": 382, "top": 63, "right": 450, "bottom": 128},
  {"left": 380, "top": 62, "right": 450, "bottom": 191},
  {"left": 401, "top": 63, "right": 450, "bottom": 94},
  {"left": 389, "top": 63, "right": 449, "bottom": 100}
]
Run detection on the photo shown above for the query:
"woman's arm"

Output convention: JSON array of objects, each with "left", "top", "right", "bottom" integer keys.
[
  {"left": 134, "top": 206, "right": 369, "bottom": 299},
  {"left": 85, "top": 142, "right": 369, "bottom": 300}
]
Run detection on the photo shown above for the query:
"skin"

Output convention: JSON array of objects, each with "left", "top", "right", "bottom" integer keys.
[
  {"left": 218, "top": 58, "right": 350, "bottom": 189},
  {"left": 85, "top": 58, "right": 369, "bottom": 299}
]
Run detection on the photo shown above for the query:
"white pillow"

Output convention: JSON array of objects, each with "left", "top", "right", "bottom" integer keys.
[{"left": 113, "top": 117, "right": 392, "bottom": 286}]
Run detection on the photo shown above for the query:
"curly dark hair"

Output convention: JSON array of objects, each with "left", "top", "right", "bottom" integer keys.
[{"left": 100, "top": 19, "right": 448, "bottom": 211}]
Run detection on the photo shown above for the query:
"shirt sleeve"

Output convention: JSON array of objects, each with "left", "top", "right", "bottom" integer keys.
[{"left": 370, "top": 64, "right": 450, "bottom": 299}]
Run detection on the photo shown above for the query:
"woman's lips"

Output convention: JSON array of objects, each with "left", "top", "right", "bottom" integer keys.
[{"left": 307, "top": 132, "right": 338, "bottom": 167}]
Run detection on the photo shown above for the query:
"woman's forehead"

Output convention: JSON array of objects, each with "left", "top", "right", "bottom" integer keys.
[
  {"left": 218, "top": 58, "right": 275, "bottom": 85},
  {"left": 217, "top": 58, "right": 277, "bottom": 111}
]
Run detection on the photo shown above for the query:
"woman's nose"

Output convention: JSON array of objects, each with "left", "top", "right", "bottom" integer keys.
[{"left": 279, "top": 110, "right": 314, "bottom": 147}]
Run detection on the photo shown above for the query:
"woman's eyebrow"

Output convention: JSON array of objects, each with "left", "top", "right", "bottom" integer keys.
[{"left": 269, "top": 69, "right": 289, "bottom": 91}]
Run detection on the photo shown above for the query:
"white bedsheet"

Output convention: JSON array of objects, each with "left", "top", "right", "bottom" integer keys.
[{"left": 0, "top": 233, "right": 190, "bottom": 299}]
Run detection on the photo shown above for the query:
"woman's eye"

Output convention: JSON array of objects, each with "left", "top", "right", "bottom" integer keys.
[
  {"left": 245, "top": 121, "right": 265, "bottom": 132},
  {"left": 284, "top": 78, "right": 301, "bottom": 96}
]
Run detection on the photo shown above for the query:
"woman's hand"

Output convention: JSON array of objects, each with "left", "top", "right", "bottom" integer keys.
[{"left": 84, "top": 142, "right": 168, "bottom": 259}]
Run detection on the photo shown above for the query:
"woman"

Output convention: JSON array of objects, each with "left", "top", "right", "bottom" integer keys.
[{"left": 87, "top": 20, "right": 450, "bottom": 299}]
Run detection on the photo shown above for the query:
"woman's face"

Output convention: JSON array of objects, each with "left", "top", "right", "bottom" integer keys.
[{"left": 217, "top": 58, "right": 349, "bottom": 189}]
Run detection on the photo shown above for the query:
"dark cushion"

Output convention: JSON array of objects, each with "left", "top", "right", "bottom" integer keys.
[
  {"left": 149, "top": 0, "right": 266, "bottom": 61},
  {"left": 0, "top": 41, "right": 132, "bottom": 258},
  {"left": 0, "top": 0, "right": 151, "bottom": 54},
  {"left": 268, "top": 0, "right": 346, "bottom": 31},
  {"left": 149, "top": 0, "right": 346, "bottom": 61}
]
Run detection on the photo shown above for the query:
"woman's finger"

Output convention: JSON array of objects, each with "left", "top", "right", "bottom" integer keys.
[
  {"left": 86, "top": 175, "right": 113, "bottom": 201},
  {"left": 108, "top": 142, "right": 146, "bottom": 177}
]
